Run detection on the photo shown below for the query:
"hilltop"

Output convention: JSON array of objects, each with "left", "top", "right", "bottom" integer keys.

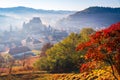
[{"left": 56, "top": 7, "right": 120, "bottom": 32}]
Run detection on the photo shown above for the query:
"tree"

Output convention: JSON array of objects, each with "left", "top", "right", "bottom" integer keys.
[
  {"left": 76, "top": 22, "right": 120, "bottom": 79},
  {"left": 35, "top": 28, "right": 95, "bottom": 73},
  {"left": 80, "top": 28, "right": 95, "bottom": 42},
  {"left": 40, "top": 42, "right": 53, "bottom": 57}
]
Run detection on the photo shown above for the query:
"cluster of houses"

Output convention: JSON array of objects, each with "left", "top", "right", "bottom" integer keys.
[
  {"left": 0, "top": 17, "right": 68, "bottom": 59},
  {"left": 0, "top": 40, "right": 36, "bottom": 59}
]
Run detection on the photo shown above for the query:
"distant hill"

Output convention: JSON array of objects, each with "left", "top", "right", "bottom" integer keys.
[
  {"left": 55, "top": 7, "right": 120, "bottom": 33},
  {"left": 0, "top": 6, "right": 75, "bottom": 14}
]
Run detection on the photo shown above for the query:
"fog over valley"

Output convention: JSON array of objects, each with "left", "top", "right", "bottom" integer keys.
[{"left": 0, "top": 6, "right": 75, "bottom": 30}]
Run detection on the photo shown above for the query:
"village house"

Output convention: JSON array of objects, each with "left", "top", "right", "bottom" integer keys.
[{"left": 9, "top": 46, "right": 35, "bottom": 59}]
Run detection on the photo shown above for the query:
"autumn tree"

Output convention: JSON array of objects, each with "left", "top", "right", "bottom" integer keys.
[{"left": 76, "top": 22, "right": 120, "bottom": 79}]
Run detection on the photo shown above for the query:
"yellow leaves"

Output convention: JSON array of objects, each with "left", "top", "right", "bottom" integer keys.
[{"left": 49, "top": 68, "right": 115, "bottom": 80}]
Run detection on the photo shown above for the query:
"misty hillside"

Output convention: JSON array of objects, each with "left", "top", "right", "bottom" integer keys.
[
  {"left": 56, "top": 7, "right": 120, "bottom": 32},
  {"left": 0, "top": 14, "right": 20, "bottom": 30},
  {"left": 0, "top": 6, "right": 75, "bottom": 30}
]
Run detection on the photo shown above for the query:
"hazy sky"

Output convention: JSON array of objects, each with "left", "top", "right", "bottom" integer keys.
[{"left": 0, "top": 0, "right": 120, "bottom": 10}]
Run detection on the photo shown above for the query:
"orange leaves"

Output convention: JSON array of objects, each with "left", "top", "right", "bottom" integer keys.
[
  {"left": 76, "top": 22, "right": 120, "bottom": 73},
  {"left": 76, "top": 43, "right": 86, "bottom": 51},
  {"left": 76, "top": 41, "right": 92, "bottom": 51},
  {"left": 103, "top": 22, "right": 120, "bottom": 36},
  {"left": 80, "top": 61, "right": 101, "bottom": 73},
  {"left": 85, "top": 48, "right": 106, "bottom": 61},
  {"left": 90, "top": 31, "right": 102, "bottom": 40},
  {"left": 76, "top": 22, "right": 120, "bottom": 54},
  {"left": 80, "top": 61, "right": 96, "bottom": 72}
]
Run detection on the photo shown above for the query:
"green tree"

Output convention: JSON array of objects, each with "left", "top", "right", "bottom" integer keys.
[
  {"left": 79, "top": 28, "right": 95, "bottom": 42},
  {"left": 35, "top": 28, "right": 95, "bottom": 73}
]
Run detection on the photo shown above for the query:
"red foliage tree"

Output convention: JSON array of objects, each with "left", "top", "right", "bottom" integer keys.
[{"left": 76, "top": 22, "right": 120, "bottom": 79}]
